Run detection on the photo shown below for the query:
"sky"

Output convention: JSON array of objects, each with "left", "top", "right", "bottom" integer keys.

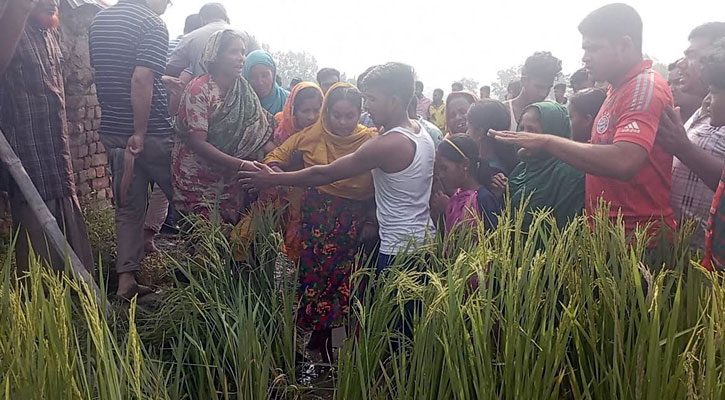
[{"left": 157, "top": 0, "right": 725, "bottom": 94}]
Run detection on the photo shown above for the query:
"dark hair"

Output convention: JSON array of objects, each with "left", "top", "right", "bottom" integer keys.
[
  {"left": 569, "top": 88, "right": 607, "bottom": 117},
  {"left": 480, "top": 85, "right": 491, "bottom": 91},
  {"left": 183, "top": 14, "right": 203, "bottom": 34},
  {"left": 317, "top": 67, "right": 341, "bottom": 83},
  {"left": 554, "top": 83, "right": 567, "bottom": 91},
  {"left": 468, "top": 100, "right": 510, "bottom": 133},
  {"left": 357, "top": 65, "right": 379, "bottom": 89},
  {"left": 293, "top": 86, "right": 322, "bottom": 110},
  {"left": 415, "top": 80, "right": 424, "bottom": 89},
  {"left": 667, "top": 60, "right": 680, "bottom": 72},
  {"left": 688, "top": 22, "right": 725, "bottom": 43},
  {"left": 326, "top": 86, "right": 363, "bottom": 113},
  {"left": 289, "top": 78, "right": 302, "bottom": 89},
  {"left": 578, "top": 3, "right": 643, "bottom": 54},
  {"left": 199, "top": 2, "right": 229, "bottom": 23},
  {"left": 703, "top": 38, "right": 725, "bottom": 90},
  {"left": 570, "top": 68, "right": 590, "bottom": 86},
  {"left": 361, "top": 62, "right": 415, "bottom": 105},
  {"left": 507, "top": 80, "right": 522, "bottom": 93},
  {"left": 438, "top": 134, "right": 493, "bottom": 186},
  {"left": 452, "top": 82, "right": 464, "bottom": 91},
  {"left": 522, "top": 51, "right": 562, "bottom": 82},
  {"left": 467, "top": 100, "right": 518, "bottom": 173},
  {"left": 433, "top": 88, "right": 444, "bottom": 95}
]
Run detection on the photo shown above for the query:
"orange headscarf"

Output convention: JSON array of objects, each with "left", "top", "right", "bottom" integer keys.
[{"left": 273, "top": 82, "right": 323, "bottom": 145}]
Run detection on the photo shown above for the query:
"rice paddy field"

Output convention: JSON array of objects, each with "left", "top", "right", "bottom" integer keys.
[{"left": 0, "top": 203, "right": 724, "bottom": 399}]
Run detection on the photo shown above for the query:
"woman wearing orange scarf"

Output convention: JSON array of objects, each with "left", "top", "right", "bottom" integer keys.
[
  {"left": 264, "top": 82, "right": 377, "bottom": 361},
  {"left": 273, "top": 82, "right": 323, "bottom": 146}
]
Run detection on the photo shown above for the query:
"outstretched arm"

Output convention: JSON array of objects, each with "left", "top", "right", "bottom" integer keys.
[
  {"left": 239, "top": 137, "right": 384, "bottom": 189},
  {"left": 489, "top": 130, "right": 648, "bottom": 181},
  {"left": 0, "top": 0, "right": 36, "bottom": 74}
]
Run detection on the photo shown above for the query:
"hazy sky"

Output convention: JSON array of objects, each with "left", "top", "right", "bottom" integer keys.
[{"left": 158, "top": 0, "right": 725, "bottom": 94}]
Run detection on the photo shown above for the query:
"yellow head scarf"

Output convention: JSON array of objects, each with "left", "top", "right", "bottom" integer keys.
[{"left": 265, "top": 82, "right": 377, "bottom": 200}]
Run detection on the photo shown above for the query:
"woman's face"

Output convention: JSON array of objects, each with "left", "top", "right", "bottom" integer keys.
[
  {"left": 294, "top": 96, "right": 322, "bottom": 131},
  {"left": 447, "top": 97, "right": 472, "bottom": 134},
  {"left": 327, "top": 100, "right": 360, "bottom": 136},
  {"left": 217, "top": 37, "right": 246, "bottom": 78},
  {"left": 519, "top": 109, "right": 544, "bottom": 156},
  {"left": 249, "top": 64, "right": 274, "bottom": 98},
  {"left": 435, "top": 153, "right": 465, "bottom": 196}
]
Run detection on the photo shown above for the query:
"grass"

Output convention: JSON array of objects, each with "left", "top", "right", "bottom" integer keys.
[{"left": 0, "top": 201, "right": 723, "bottom": 399}]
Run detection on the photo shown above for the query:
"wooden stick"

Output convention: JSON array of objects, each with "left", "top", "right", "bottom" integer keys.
[{"left": 0, "top": 127, "right": 106, "bottom": 310}]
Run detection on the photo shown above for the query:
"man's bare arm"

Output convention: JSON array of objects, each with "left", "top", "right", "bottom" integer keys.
[
  {"left": 128, "top": 66, "right": 155, "bottom": 154},
  {"left": 0, "top": 0, "right": 36, "bottom": 74}
]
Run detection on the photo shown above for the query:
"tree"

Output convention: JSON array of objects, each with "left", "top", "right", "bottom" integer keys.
[
  {"left": 491, "top": 65, "right": 522, "bottom": 100},
  {"left": 456, "top": 77, "right": 479, "bottom": 92},
  {"left": 273, "top": 50, "right": 319, "bottom": 88}
]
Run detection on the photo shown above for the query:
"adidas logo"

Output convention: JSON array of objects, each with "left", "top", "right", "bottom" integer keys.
[{"left": 621, "top": 121, "right": 640, "bottom": 134}]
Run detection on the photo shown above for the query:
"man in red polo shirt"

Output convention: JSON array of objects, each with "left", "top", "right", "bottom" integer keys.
[{"left": 490, "top": 3, "right": 675, "bottom": 242}]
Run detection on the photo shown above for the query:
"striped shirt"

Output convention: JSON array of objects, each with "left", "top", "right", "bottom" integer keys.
[
  {"left": 671, "top": 109, "right": 725, "bottom": 248},
  {"left": 89, "top": 0, "right": 172, "bottom": 136}
]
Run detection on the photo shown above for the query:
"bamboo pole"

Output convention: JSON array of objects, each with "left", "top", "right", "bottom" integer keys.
[{"left": 0, "top": 127, "right": 106, "bottom": 309}]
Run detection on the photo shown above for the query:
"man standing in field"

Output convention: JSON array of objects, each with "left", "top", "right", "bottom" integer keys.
[
  {"left": 0, "top": 0, "right": 94, "bottom": 273},
  {"left": 491, "top": 3, "right": 675, "bottom": 245},
  {"left": 429, "top": 88, "right": 446, "bottom": 132},
  {"left": 504, "top": 51, "right": 562, "bottom": 130}
]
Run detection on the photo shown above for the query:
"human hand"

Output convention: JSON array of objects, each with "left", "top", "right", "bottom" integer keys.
[
  {"left": 161, "top": 75, "right": 185, "bottom": 97},
  {"left": 126, "top": 132, "right": 145, "bottom": 156},
  {"left": 488, "top": 129, "right": 549, "bottom": 158},
  {"left": 430, "top": 190, "right": 450, "bottom": 219},
  {"left": 490, "top": 173, "right": 508, "bottom": 198},
  {"left": 656, "top": 106, "right": 690, "bottom": 157},
  {"left": 237, "top": 161, "right": 277, "bottom": 190}
]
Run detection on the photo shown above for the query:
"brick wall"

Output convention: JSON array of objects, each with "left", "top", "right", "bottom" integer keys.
[{"left": 0, "top": 2, "right": 110, "bottom": 235}]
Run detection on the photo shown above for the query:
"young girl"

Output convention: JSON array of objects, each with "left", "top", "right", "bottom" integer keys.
[
  {"left": 273, "top": 83, "right": 323, "bottom": 146},
  {"left": 436, "top": 134, "right": 501, "bottom": 233},
  {"left": 567, "top": 88, "right": 607, "bottom": 143}
]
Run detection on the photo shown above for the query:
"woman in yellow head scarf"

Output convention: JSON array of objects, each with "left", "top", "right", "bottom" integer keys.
[{"left": 264, "top": 82, "right": 377, "bottom": 361}]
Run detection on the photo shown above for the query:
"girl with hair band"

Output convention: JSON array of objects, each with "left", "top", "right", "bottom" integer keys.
[{"left": 436, "top": 134, "right": 501, "bottom": 233}]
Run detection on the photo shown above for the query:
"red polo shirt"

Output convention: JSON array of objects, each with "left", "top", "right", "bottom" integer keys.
[{"left": 586, "top": 60, "right": 676, "bottom": 239}]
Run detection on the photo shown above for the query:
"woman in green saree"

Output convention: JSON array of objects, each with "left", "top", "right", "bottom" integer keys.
[
  {"left": 173, "top": 30, "right": 276, "bottom": 224},
  {"left": 509, "top": 102, "right": 585, "bottom": 230}
]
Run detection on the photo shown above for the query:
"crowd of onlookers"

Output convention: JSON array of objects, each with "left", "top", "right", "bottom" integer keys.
[{"left": 1, "top": 0, "right": 725, "bottom": 362}]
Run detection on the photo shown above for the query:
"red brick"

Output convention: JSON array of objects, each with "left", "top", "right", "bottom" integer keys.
[
  {"left": 95, "top": 166, "right": 106, "bottom": 177},
  {"left": 84, "top": 120, "right": 93, "bottom": 131},
  {"left": 88, "top": 142, "right": 97, "bottom": 154},
  {"left": 91, "top": 177, "right": 108, "bottom": 190},
  {"left": 97, "top": 141, "right": 105, "bottom": 153},
  {"left": 85, "top": 107, "right": 95, "bottom": 119},
  {"left": 68, "top": 107, "right": 85, "bottom": 122},
  {"left": 91, "top": 153, "right": 107, "bottom": 167},
  {"left": 91, "top": 119, "right": 101, "bottom": 130},
  {"left": 83, "top": 156, "right": 92, "bottom": 169},
  {"left": 77, "top": 169, "right": 89, "bottom": 183},
  {"left": 72, "top": 158, "right": 84, "bottom": 171}
]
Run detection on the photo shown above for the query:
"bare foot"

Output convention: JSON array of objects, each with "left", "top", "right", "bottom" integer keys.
[{"left": 116, "top": 272, "right": 154, "bottom": 300}]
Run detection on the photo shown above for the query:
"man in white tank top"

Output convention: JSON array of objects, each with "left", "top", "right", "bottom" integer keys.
[
  {"left": 238, "top": 62, "right": 436, "bottom": 272},
  {"left": 504, "top": 51, "right": 564, "bottom": 130}
]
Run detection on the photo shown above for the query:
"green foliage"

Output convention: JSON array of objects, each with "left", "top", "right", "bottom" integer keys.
[{"left": 0, "top": 204, "right": 724, "bottom": 399}]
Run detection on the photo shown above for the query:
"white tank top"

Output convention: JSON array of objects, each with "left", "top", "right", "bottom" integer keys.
[{"left": 371, "top": 122, "right": 436, "bottom": 255}]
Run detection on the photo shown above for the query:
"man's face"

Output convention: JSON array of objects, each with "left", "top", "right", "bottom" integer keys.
[
  {"left": 709, "top": 87, "right": 725, "bottom": 127},
  {"left": 523, "top": 76, "right": 554, "bottom": 103},
  {"left": 554, "top": 87, "right": 565, "bottom": 98},
  {"left": 433, "top": 90, "right": 443, "bottom": 103},
  {"left": 30, "top": 0, "right": 59, "bottom": 28},
  {"left": 582, "top": 35, "right": 620, "bottom": 83},
  {"left": 363, "top": 87, "right": 394, "bottom": 127},
  {"left": 319, "top": 76, "right": 339, "bottom": 94},
  {"left": 679, "top": 37, "right": 714, "bottom": 98},
  {"left": 415, "top": 83, "right": 424, "bottom": 96}
]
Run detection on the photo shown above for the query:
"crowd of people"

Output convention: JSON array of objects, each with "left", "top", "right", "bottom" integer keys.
[{"left": 2, "top": 0, "right": 725, "bottom": 362}]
